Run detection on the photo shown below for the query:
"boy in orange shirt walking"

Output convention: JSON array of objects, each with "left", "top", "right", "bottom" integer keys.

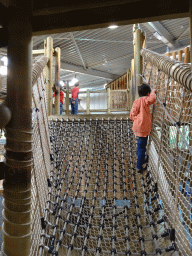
[{"left": 130, "top": 84, "right": 156, "bottom": 173}]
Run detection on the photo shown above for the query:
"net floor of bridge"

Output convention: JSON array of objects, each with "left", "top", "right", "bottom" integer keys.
[{"left": 40, "top": 117, "right": 177, "bottom": 256}]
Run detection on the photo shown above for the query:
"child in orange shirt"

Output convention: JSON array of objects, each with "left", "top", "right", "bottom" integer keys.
[{"left": 130, "top": 84, "right": 156, "bottom": 173}]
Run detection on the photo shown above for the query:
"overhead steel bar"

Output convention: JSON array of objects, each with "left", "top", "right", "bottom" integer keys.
[
  {"left": 69, "top": 32, "right": 87, "bottom": 70},
  {"left": 144, "top": 22, "right": 181, "bottom": 49},
  {"left": 140, "top": 48, "right": 192, "bottom": 92},
  {"left": 60, "top": 61, "right": 119, "bottom": 80}
]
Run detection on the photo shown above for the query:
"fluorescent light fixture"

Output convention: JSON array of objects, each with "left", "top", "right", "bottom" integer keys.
[
  {"left": 1, "top": 56, "right": 8, "bottom": 66},
  {"left": 59, "top": 80, "right": 65, "bottom": 86},
  {"left": 108, "top": 24, "right": 118, "bottom": 29},
  {"left": 69, "top": 77, "right": 78, "bottom": 87},
  {"left": 0, "top": 66, "right": 7, "bottom": 76}
]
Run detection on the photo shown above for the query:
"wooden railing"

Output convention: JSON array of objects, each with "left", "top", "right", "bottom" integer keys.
[{"left": 62, "top": 88, "right": 129, "bottom": 114}]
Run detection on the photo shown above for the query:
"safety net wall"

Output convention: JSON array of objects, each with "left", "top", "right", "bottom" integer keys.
[
  {"left": 142, "top": 49, "right": 192, "bottom": 256},
  {"left": 31, "top": 57, "right": 51, "bottom": 255},
  {"left": 38, "top": 117, "right": 176, "bottom": 256},
  {"left": 110, "top": 90, "right": 129, "bottom": 112}
]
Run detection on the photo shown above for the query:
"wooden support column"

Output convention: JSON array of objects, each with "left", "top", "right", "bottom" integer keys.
[
  {"left": 178, "top": 50, "right": 183, "bottom": 62},
  {"left": 184, "top": 47, "right": 190, "bottom": 63},
  {"left": 107, "top": 87, "right": 111, "bottom": 114},
  {"left": 172, "top": 51, "right": 176, "bottom": 60},
  {"left": 54, "top": 47, "right": 61, "bottom": 116},
  {"left": 133, "top": 24, "right": 142, "bottom": 100},
  {"left": 86, "top": 89, "right": 90, "bottom": 114},
  {"left": 3, "top": 1, "right": 33, "bottom": 256},
  {"left": 44, "top": 37, "right": 53, "bottom": 116},
  {"left": 66, "top": 83, "right": 70, "bottom": 115},
  {"left": 129, "top": 59, "right": 134, "bottom": 109}
]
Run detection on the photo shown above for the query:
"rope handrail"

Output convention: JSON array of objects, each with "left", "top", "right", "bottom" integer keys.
[
  {"left": 32, "top": 56, "right": 48, "bottom": 87},
  {"left": 0, "top": 56, "right": 48, "bottom": 99},
  {"left": 140, "top": 48, "right": 192, "bottom": 92}
]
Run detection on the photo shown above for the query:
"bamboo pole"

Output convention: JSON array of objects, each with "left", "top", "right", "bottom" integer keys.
[
  {"left": 45, "top": 37, "right": 53, "bottom": 116},
  {"left": 3, "top": 1, "right": 33, "bottom": 255},
  {"left": 86, "top": 89, "right": 90, "bottom": 114},
  {"left": 54, "top": 47, "right": 61, "bottom": 116}
]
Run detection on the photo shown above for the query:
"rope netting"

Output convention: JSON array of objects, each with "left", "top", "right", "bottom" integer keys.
[
  {"left": 142, "top": 49, "right": 192, "bottom": 256},
  {"left": 37, "top": 117, "right": 176, "bottom": 256},
  {"left": 31, "top": 57, "right": 51, "bottom": 255},
  {"left": 110, "top": 91, "right": 129, "bottom": 111},
  {"left": 2, "top": 49, "right": 191, "bottom": 256}
]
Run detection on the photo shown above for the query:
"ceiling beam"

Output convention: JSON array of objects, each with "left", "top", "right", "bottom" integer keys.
[
  {"left": 69, "top": 32, "right": 87, "bottom": 69},
  {"left": 33, "top": 0, "right": 140, "bottom": 16},
  {"left": 146, "top": 21, "right": 181, "bottom": 48},
  {"left": 32, "top": 0, "right": 189, "bottom": 36},
  {"left": 60, "top": 61, "right": 119, "bottom": 80}
]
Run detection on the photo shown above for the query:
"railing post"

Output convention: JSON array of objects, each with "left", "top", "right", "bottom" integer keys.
[
  {"left": 44, "top": 37, "right": 53, "bottom": 116},
  {"left": 86, "top": 89, "right": 90, "bottom": 114},
  {"left": 3, "top": 1, "right": 33, "bottom": 255},
  {"left": 54, "top": 47, "right": 61, "bottom": 116},
  {"left": 133, "top": 24, "right": 142, "bottom": 100},
  {"left": 107, "top": 87, "right": 111, "bottom": 114},
  {"left": 66, "top": 84, "right": 70, "bottom": 115}
]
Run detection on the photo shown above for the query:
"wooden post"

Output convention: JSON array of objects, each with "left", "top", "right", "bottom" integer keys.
[
  {"left": 54, "top": 47, "right": 61, "bottom": 116},
  {"left": 133, "top": 24, "right": 142, "bottom": 100},
  {"left": 66, "top": 83, "right": 70, "bottom": 115},
  {"left": 86, "top": 89, "right": 90, "bottom": 114},
  {"left": 3, "top": 1, "right": 33, "bottom": 255},
  {"left": 44, "top": 37, "right": 53, "bottom": 116},
  {"left": 178, "top": 50, "right": 183, "bottom": 62},
  {"left": 129, "top": 59, "right": 134, "bottom": 109},
  {"left": 172, "top": 51, "right": 176, "bottom": 59},
  {"left": 107, "top": 87, "right": 111, "bottom": 114},
  {"left": 184, "top": 47, "right": 190, "bottom": 63}
]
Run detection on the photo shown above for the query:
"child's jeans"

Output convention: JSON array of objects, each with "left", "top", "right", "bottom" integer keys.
[
  {"left": 71, "top": 98, "right": 78, "bottom": 115},
  {"left": 136, "top": 136, "right": 148, "bottom": 169}
]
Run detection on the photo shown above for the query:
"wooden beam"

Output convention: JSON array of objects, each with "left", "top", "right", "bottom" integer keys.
[
  {"left": 32, "top": 0, "right": 189, "bottom": 35},
  {"left": 32, "top": 49, "right": 45, "bottom": 55}
]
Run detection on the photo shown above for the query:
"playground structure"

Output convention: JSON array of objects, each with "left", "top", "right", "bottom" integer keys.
[{"left": 0, "top": 24, "right": 191, "bottom": 256}]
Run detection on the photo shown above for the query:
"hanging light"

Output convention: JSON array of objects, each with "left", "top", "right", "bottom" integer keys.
[
  {"left": 108, "top": 24, "right": 118, "bottom": 29},
  {"left": 59, "top": 80, "right": 65, "bottom": 86},
  {"left": 0, "top": 66, "right": 7, "bottom": 76},
  {"left": 1, "top": 56, "right": 8, "bottom": 66},
  {"left": 69, "top": 75, "right": 78, "bottom": 87}
]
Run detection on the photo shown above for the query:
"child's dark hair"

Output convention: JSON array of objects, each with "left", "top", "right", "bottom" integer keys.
[{"left": 138, "top": 83, "right": 151, "bottom": 97}]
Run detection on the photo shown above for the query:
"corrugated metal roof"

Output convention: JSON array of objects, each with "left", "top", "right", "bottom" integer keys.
[{"left": 2, "top": 17, "right": 190, "bottom": 91}]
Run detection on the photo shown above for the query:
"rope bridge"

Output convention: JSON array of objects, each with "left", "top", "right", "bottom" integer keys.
[{"left": 1, "top": 49, "right": 191, "bottom": 255}]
